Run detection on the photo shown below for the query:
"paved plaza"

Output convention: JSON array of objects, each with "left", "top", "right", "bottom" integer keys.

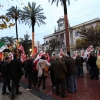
[{"left": 0, "top": 64, "right": 100, "bottom": 100}]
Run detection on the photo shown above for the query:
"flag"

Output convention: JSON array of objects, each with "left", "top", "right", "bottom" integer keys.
[
  {"left": 0, "top": 42, "right": 8, "bottom": 52},
  {"left": 34, "top": 50, "right": 45, "bottom": 62},
  {"left": 59, "top": 49, "right": 65, "bottom": 57},
  {"left": 45, "top": 53, "right": 50, "bottom": 62},
  {"left": 34, "top": 47, "right": 38, "bottom": 54},
  {"left": 8, "top": 52, "right": 13, "bottom": 61},
  {"left": 81, "top": 50, "right": 85, "bottom": 58},
  {"left": 18, "top": 44, "right": 26, "bottom": 63},
  {"left": 72, "top": 50, "right": 77, "bottom": 59},
  {"left": 21, "top": 53, "right": 26, "bottom": 63},
  {"left": 84, "top": 45, "right": 93, "bottom": 58},
  {"left": 0, "top": 52, "right": 2, "bottom": 58},
  {"left": 18, "top": 45, "right": 24, "bottom": 53}
]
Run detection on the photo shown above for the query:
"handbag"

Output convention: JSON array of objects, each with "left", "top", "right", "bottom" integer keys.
[{"left": 39, "top": 63, "right": 49, "bottom": 78}]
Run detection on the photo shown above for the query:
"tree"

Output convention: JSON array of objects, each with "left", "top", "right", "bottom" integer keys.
[
  {"left": 20, "top": 34, "right": 32, "bottom": 55},
  {"left": 45, "top": 38, "right": 60, "bottom": 55},
  {"left": 20, "top": 2, "right": 46, "bottom": 55},
  {"left": 6, "top": 6, "right": 20, "bottom": 40},
  {"left": 49, "top": 0, "right": 74, "bottom": 56},
  {"left": 75, "top": 23, "right": 100, "bottom": 49},
  {"left": 74, "top": 37, "right": 88, "bottom": 50},
  {"left": 0, "top": 15, "right": 15, "bottom": 29}
]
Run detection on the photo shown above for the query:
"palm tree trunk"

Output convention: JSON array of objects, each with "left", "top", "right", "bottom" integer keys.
[
  {"left": 63, "top": 0, "right": 70, "bottom": 56},
  {"left": 32, "top": 26, "right": 34, "bottom": 55},
  {"left": 15, "top": 16, "right": 18, "bottom": 50},
  {"left": 15, "top": 17, "right": 18, "bottom": 40}
]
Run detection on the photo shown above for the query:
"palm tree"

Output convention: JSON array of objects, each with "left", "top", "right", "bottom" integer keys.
[
  {"left": 20, "top": 2, "right": 46, "bottom": 54},
  {"left": 49, "top": 0, "right": 71, "bottom": 56},
  {"left": 6, "top": 6, "right": 20, "bottom": 40}
]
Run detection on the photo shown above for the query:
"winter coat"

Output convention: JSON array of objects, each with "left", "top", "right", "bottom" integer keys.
[
  {"left": 8, "top": 59, "right": 23, "bottom": 79},
  {"left": 65, "top": 57, "right": 77, "bottom": 75},
  {"left": 88, "top": 56, "right": 97, "bottom": 67},
  {"left": 25, "top": 59, "right": 33, "bottom": 73},
  {"left": 36, "top": 59, "right": 51, "bottom": 77},
  {"left": 1, "top": 62, "right": 9, "bottom": 77},
  {"left": 75, "top": 56, "right": 84, "bottom": 67},
  {"left": 51, "top": 60, "right": 67, "bottom": 79}
]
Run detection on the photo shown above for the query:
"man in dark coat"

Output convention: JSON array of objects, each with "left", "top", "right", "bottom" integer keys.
[
  {"left": 1, "top": 57, "right": 11, "bottom": 95},
  {"left": 51, "top": 56, "right": 67, "bottom": 98},
  {"left": 65, "top": 54, "right": 77, "bottom": 93},
  {"left": 50, "top": 55, "right": 55, "bottom": 87},
  {"left": 88, "top": 52, "right": 99, "bottom": 79},
  {"left": 75, "top": 54, "right": 84, "bottom": 77},
  {"left": 25, "top": 56, "right": 36, "bottom": 91},
  {"left": 8, "top": 54, "right": 23, "bottom": 99}
]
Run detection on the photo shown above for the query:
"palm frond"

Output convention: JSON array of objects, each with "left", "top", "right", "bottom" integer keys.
[
  {"left": 20, "top": 2, "right": 46, "bottom": 28},
  {"left": 49, "top": 0, "right": 70, "bottom": 6},
  {"left": 6, "top": 6, "right": 20, "bottom": 21}
]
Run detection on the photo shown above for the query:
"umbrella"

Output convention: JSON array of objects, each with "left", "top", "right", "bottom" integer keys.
[{"left": 2, "top": 49, "right": 10, "bottom": 52}]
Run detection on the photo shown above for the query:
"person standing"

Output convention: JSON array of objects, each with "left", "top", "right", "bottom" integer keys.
[
  {"left": 88, "top": 52, "right": 97, "bottom": 79},
  {"left": 1, "top": 57, "right": 11, "bottom": 95},
  {"left": 36, "top": 56, "right": 51, "bottom": 92},
  {"left": 75, "top": 54, "right": 84, "bottom": 78},
  {"left": 51, "top": 56, "right": 67, "bottom": 98},
  {"left": 65, "top": 54, "right": 77, "bottom": 93},
  {"left": 25, "top": 56, "right": 36, "bottom": 91},
  {"left": 50, "top": 55, "right": 55, "bottom": 87},
  {"left": 94, "top": 53, "right": 99, "bottom": 79},
  {"left": 8, "top": 54, "right": 23, "bottom": 99}
]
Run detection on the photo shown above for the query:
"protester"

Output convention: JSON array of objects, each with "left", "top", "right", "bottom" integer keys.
[
  {"left": 88, "top": 52, "right": 97, "bottom": 79},
  {"left": 0, "top": 58, "right": 3, "bottom": 82},
  {"left": 33, "top": 57, "right": 39, "bottom": 84},
  {"left": 65, "top": 54, "right": 77, "bottom": 93},
  {"left": 1, "top": 57, "right": 11, "bottom": 95},
  {"left": 8, "top": 54, "right": 23, "bottom": 99},
  {"left": 75, "top": 54, "right": 84, "bottom": 78},
  {"left": 94, "top": 53, "right": 99, "bottom": 79},
  {"left": 36, "top": 55, "right": 51, "bottom": 92},
  {"left": 25, "top": 56, "right": 37, "bottom": 91},
  {"left": 50, "top": 55, "right": 56, "bottom": 87},
  {"left": 51, "top": 56, "right": 67, "bottom": 98}
]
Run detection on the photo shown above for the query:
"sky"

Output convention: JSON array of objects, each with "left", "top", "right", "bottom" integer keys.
[{"left": 0, "top": 0, "right": 100, "bottom": 44}]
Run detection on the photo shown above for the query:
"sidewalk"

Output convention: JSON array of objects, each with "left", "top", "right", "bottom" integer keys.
[{"left": 0, "top": 83, "right": 42, "bottom": 100}]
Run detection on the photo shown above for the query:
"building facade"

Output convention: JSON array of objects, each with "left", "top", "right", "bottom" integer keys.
[{"left": 43, "top": 17, "right": 100, "bottom": 56}]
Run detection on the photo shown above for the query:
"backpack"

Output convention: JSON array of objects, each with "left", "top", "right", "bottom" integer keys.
[{"left": 96, "top": 55, "right": 100, "bottom": 70}]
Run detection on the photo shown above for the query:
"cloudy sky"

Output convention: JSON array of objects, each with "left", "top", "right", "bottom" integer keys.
[{"left": 0, "top": 0, "right": 100, "bottom": 44}]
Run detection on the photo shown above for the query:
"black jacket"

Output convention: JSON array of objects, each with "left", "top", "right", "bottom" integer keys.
[
  {"left": 1, "top": 62, "right": 9, "bottom": 77},
  {"left": 75, "top": 56, "right": 84, "bottom": 67},
  {"left": 25, "top": 59, "right": 33, "bottom": 73},
  {"left": 51, "top": 60, "right": 67, "bottom": 79},
  {"left": 65, "top": 57, "right": 77, "bottom": 75},
  {"left": 8, "top": 59, "right": 23, "bottom": 79}
]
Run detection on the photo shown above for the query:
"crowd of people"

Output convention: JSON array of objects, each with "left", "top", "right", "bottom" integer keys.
[
  {"left": 0, "top": 51, "right": 99, "bottom": 99},
  {"left": 0, "top": 54, "right": 23, "bottom": 100}
]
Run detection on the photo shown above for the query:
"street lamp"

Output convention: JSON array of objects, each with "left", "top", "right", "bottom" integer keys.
[{"left": 29, "top": 48, "right": 32, "bottom": 52}]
